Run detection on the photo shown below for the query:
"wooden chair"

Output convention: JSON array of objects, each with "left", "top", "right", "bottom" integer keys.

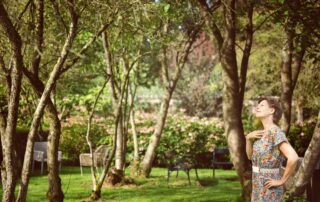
[{"left": 32, "top": 142, "right": 62, "bottom": 174}]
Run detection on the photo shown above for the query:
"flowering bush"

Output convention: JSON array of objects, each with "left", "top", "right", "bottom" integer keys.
[{"left": 129, "top": 113, "right": 227, "bottom": 167}]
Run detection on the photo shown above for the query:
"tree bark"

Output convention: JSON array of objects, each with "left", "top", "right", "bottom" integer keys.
[
  {"left": 141, "top": 87, "right": 174, "bottom": 177},
  {"left": 0, "top": 2, "right": 24, "bottom": 201},
  {"left": 45, "top": 104, "right": 64, "bottom": 202},
  {"left": 239, "top": 2, "right": 253, "bottom": 109},
  {"left": 17, "top": 4, "right": 78, "bottom": 200},
  {"left": 280, "top": 5, "right": 305, "bottom": 134},
  {"left": 295, "top": 99, "right": 303, "bottom": 125},
  {"left": 141, "top": 26, "right": 199, "bottom": 177},
  {"left": 280, "top": 24, "right": 294, "bottom": 135},
  {"left": 286, "top": 111, "right": 320, "bottom": 200},
  {"left": 86, "top": 80, "right": 108, "bottom": 192},
  {"left": 115, "top": 114, "right": 125, "bottom": 170},
  {"left": 0, "top": 108, "right": 7, "bottom": 192},
  {"left": 130, "top": 109, "right": 139, "bottom": 162},
  {"left": 89, "top": 31, "right": 135, "bottom": 199},
  {"left": 220, "top": 1, "right": 252, "bottom": 201}
]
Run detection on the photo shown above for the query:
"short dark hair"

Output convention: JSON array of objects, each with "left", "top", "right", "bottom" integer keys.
[{"left": 258, "top": 97, "right": 282, "bottom": 124}]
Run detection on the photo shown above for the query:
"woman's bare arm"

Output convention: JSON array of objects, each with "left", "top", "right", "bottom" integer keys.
[
  {"left": 279, "top": 142, "right": 299, "bottom": 183},
  {"left": 245, "top": 138, "right": 253, "bottom": 160},
  {"left": 264, "top": 140, "right": 299, "bottom": 188}
]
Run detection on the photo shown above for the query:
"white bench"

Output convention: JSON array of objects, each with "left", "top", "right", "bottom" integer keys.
[{"left": 33, "top": 142, "right": 62, "bottom": 174}]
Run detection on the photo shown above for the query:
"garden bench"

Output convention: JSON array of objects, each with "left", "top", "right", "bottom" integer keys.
[
  {"left": 165, "top": 151, "right": 199, "bottom": 185},
  {"left": 79, "top": 145, "right": 109, "bottom": 175},
  {"left": 32, "top": 142, "right": 62, "bottom": 175},
  {"left": 212, "top": 147, "right": 233, "bottom": 177}
]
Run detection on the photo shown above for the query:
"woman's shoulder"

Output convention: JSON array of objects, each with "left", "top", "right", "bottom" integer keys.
[
  {"left": 270, "top": 126, "right": 288, "bottom": 145},
  {"left": 270, "top": 126, "right": 285, "bottom": 135}
]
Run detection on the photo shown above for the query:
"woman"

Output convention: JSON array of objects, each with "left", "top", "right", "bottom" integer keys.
[{"left": 245, "top": 98, "right": 299, "bottom": 202}]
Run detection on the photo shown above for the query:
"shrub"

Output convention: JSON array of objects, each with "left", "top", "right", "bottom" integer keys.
[
  {"left": 129, "top": 114, "right": 227, "bottom": 168},
  {"left": 287, "top": 123, "right": 315, "bottom": 157},
  {"left": 60, "top": 123, "right": 112, "bottom": 163}
]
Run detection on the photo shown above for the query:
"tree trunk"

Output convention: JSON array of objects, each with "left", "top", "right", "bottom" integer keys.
[
  {"left": 280, "top": 27, "right": 294, "bottom": 134},
  {"left": 280, "top": 11, "right": 304, "bottom": 135},
  {"left": 141, "top": 23, "right": 199, "bottom": 177},
  {"left": 286, "top": 111, "right": 320, "bottom": 200},
  {"left": 1, "top": 61, "right": 21, "bottom": 202},
  {"left": 46, "top": 103, "right": 64, "bottom": 202},
  {"left": 130, "top": 109, "right": 139, "bottom": 162},
  {"left": 220, "top": 1, "right": 252, "bottom": 201},
  {"left": 17, "top": 7, "right": 78, "bottom": 201},
  {"left": 295, "top": 99, "right": 303, "bottom": 125},
  {"left": 0, "top": 109, "right": 7, "bottom": 193},
  {"left": 196, "top": 1, "right": 253, "bottom": 200},
  {"left": 115, "top": 114, "right": 125, "bottom": 170},
  {"left": 141, "top": 88, "right": 174, "bottom": 177},
  {"left": 0, "top": 3, "right": 24, "bottom": 200}
]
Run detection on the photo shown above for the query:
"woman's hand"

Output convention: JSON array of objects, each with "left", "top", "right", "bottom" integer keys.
[
  {"left": 245, "top": 130, "right": 266, "bottom": 140},
  {"left": 264, "top": 178, "right": 284, "bottom": 188}
]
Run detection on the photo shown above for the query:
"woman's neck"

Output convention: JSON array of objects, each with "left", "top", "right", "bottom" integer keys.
[{"left": 261, "top": 118, "right": 277, "bottom": 130}]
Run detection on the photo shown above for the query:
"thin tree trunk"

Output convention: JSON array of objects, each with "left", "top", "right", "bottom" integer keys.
[
  {"left": 115, "top": 114, "right": 124, "bottom": 170},
  {"left": 17, "top": 5, "right": 78, "bottom": 201},
  {"left": 295, "top": 99, "right": 303, "bottom": 125},
  {"left": 280, "top": 27, "right": 294, "bottom": 134},
  {"left": 0, "top": 109, "right": 7, "bottom": 191},
  {"left": 141, "top": 88, "right": 174, "bottom": 177},
  {"left": 86, "top": 80, "right": 108, "bottom": 192},
  {"left": 141, "top": 26, "right": 199, "bottom": 177},
  {"left": 0, "top": 3, "right": 24, "bottom": 201},
  {"left": 130, "top": 109, "right": 139, "bottom": 162},
  {"left": 90, "top": 31, "right": 135, "bottom": 199},
  {"left": 45, "top": 103, "right": 64, "bottom": 202},
  {"left": 239, "top": 2, "right": 253, "bottom": 109},
  {"left": 279, "top": 8, "right": 305, "bottom": 134},
  {"left": 128, "top": 82, "right": 139, "bottom": 163},
  {"left": 286, "top": 111, "right": 320, "bottom": 199}
]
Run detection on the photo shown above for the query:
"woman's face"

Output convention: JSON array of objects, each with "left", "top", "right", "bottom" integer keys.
[{"left": 253, "top": 100, "right": 274, "bottom": 119}]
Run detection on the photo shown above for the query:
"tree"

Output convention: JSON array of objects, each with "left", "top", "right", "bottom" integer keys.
[
  {"left": 275, "top": 0, "right": 320, "bottom": 134},
  {"left": 195, "top": 0, "right": 254, "bottom": 200},
  {"left": 141, "top": 1, "right": 203, "bottom": 177},
  {"left": 0, "top": 2, "right": 24, "bottom": 200},
  {"left": 286, "top": 111, "right": 320, "bottom": 200},
  {"left": 175, "top": 32, "right": 220, "bottom": 118},
  {"left": 0, "top": 0, "right": 104, "bottom": 200}
]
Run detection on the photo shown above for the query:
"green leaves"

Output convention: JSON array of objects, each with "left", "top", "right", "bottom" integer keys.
[{"left": 164, "top": 4, "right": 170, "bottom": 13}]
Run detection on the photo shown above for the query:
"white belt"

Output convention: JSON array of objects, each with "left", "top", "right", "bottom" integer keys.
[{"left": 252, "top": 166, "right": 280, "bottom": 174}]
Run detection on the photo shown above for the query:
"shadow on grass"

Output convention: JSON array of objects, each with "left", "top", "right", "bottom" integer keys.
[{"left": 196, "top": 177, "right": 219, "bottom": 187}]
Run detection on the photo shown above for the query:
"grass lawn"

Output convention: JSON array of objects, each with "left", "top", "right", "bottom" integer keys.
[
  {"left": 2, "top": 166, "right": 308, "bottom": 202},
  {"left": 2, "top": 167, "right": 243, "bottom": 202}
]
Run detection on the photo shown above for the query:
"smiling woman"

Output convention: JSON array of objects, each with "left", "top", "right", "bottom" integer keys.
[{"left": 245, "top": 98, "right": 299, "bottom": 202}]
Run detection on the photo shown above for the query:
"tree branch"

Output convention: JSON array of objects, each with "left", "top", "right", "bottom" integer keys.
[
  {"left": 49, "top": 0, "right": 68, "bottom": 33},
  {"left": 31, "top": 0, "right": 44, "bottom": 78},
  {"left": 239, "top": 1, "right": 254, "bottom": 108},
  {"left": 60, "top": 19, "right": 115, "bottom": 75},
  {"left": 196, "top": 0, "right": 223, "bottom": 51}
]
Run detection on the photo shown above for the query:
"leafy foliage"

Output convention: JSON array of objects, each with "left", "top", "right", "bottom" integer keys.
[
  {"left": 130, "top": 113, "right": 226, "bottom": 167},
  {"left": 60, "top": 124, "right": 112, "bottom": 162},
  {"left": 287, "top": 123, "right": 316, "bottom": 157}
]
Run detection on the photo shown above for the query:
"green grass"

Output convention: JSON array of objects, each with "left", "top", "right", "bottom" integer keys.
[{"left": 5, "top": 167, "right": 242, "bottom": 202}]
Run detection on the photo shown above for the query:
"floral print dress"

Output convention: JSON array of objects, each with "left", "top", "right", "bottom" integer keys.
[{"left": 251, "top": 126, "right": 288, "bottom": 202}]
